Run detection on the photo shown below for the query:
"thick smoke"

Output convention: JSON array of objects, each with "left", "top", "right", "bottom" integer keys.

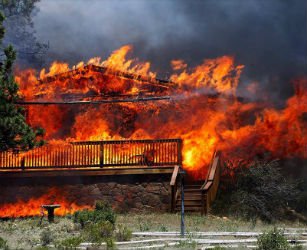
[{"left": 12, "top": 0, "right": 307, "bottom": 102}]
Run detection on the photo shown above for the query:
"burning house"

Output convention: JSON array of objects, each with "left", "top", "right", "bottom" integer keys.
[{"left": 0, "top": 45, "right": 306, "bottom": 218}]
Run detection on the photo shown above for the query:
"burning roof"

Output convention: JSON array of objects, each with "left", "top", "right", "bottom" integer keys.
[{"left": 14, "top": 45, "right": 307, "bottom": 179}]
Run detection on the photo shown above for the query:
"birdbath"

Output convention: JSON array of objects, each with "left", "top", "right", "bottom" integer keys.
[{"left": 41, "top": 204, "right": 61, "bottom": 223}]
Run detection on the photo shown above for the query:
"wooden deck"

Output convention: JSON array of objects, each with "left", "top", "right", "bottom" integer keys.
[{"left": 0, "top": 166, "right": 176, "bottom": 178}]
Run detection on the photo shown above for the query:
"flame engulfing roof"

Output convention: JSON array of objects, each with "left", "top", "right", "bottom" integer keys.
[{"left": 17, "top": 64, "right": 175, "bottom": 105}]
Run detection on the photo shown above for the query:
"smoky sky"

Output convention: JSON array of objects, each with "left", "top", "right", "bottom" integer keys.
[{"left": 20, "top": 0, "right": 307, "bottom": 102}]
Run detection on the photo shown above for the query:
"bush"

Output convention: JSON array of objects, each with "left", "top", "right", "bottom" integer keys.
[
  {"left": 35, "top": 247, "right": 49, "bottom": 250},
  {"left": 82, "top": 221, "right": 115, "bottom": 244},
  {"left": 58, "top": 236, "right": 83, "bottom": 249},
  {"left": 105, "top": 237, "right": 116, "bottom": 250},
  {"left": 214, "top": 160, "right": 299, "bottom": 222},
  {"left": 73, "top": 200, "right": 116, "bottom": 228},
  {"left": 116, "top": 225, "right": 132, "bottom": 241},
  {"left": 257, "top": 227, "right": 289, "bottom": 250},
  {"left": 40, "top": 228, "right": 53, "bottom": 246},
  {"left": 0, "top": 237, "right": 9, "bottom": 250}
]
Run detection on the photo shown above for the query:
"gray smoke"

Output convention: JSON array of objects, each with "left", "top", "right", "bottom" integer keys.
[{"left": 13, "top": 0, "right": 307, "bottom": 102}]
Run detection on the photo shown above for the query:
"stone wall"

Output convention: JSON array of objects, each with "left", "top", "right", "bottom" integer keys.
[{"left": 0, "top": 174, "right": 172, "bottom": 213}]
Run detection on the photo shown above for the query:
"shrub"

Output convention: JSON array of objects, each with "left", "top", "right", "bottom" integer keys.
[
  {"left": 58, "top": 236, "right": 83, "bottom": 249},
  {"left": 0, "top": 237, "right": 9, "bottom": 250},
  {"left": 73, "top": 200, "right": 116, "bottom": 228},
  {"left": 105, "top": 237, "right": 116, "bottom": 250},
  {"left": 35, "top": 247, "right": 49, "bottom": 250},
  {"left": 214, "top": 160, "right": 299, "bottom": 222},
  {"left": 257, "top": 227, "right": 289, "bottom": 250},
  {"left": 40, "top": 228, "right": 53, "bottom": 246},
  {"left": 116, "top": 225, "right": 132, "bottom": 241},
  {"left": 82, "top": 221, "right": 115, "bottom": 244},
  {"left": 138, "top": 220, "right": 151, "bottom": 231}
]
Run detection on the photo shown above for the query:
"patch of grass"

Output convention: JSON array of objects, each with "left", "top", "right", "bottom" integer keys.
[
  {"left": 160, "top": 224, "right": 168, "bottom": 232},
  {"left": 57, "top": 236, "right": 83, "bottom": 249},
  {"left": 35, "top": 246, "right": 49, "bottom": 250},
  {"left": 138, "top": 217, "right": 152, "bottom": 232},
  {"left": 292, "top": 244, "right": 304, "bottom": 250},
  {"left": 105, "top": 237, "right": 116, "bottom": 250},
  {"left": 176, "top": 239, "right": 197, "bottom": 249},
  {"left": 115, "top": 225, "right": 132, "bottom": 241},
  {"left": 82, "top": 221, "right": 115, "bottom": 244},
  {"left": 0, "top": 236, "right": 9, "bottom": 250},
  {"left": 40, "top": 228, "right": 53, "bottom": 246},
  {"left": 257, "top": 227, "right": 289, "bottom": 250}
]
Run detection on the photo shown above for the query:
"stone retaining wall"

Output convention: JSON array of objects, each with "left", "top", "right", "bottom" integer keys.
[{"left": 0, "top": 174, "right": 172, "bottom": 213}]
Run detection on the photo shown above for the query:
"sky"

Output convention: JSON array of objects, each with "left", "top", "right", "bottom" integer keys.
[{"left": 20, "top": 0, "right": 307, "bottom": 102}]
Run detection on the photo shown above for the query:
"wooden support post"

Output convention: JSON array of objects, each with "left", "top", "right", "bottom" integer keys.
[
  {"left": 180, "top": 171, "right": 185, "bottom": 236},
  {"left": 201, "top": 191, "right": 205, "bottom": 216},
  {"left": 21, "top": 157, "right": 25, "bottom": 171},
  {"left": 171, "top": 185, "right": 175, "bottom": 212},
  {"left": 99, "top": 143, "right": 104, "bottom": 168},
  {"left": 170, "top": 165, "right": 179, "bottom": 212},
  {"left": 177, "top": 139, "right": 183, "bottom": 166}
]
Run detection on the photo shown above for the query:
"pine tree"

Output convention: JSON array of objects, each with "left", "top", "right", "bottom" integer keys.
[{"left": 0, "top": 12, "right": 44, "bottom": 151}]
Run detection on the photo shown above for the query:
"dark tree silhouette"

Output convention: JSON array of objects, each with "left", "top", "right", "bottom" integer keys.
[{"left": 0, "top": 12, "right": 44, "bottom": 151}]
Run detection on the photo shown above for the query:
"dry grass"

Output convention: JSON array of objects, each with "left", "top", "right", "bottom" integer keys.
[
  {"left": 117, "top": 212, "right": 307, "bottom": 232},
  {"left": 0, "top": 213, "right": 306, "bottom": 249}
]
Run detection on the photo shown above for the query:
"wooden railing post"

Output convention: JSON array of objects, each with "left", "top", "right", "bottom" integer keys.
[
  {"left": 21, "top": 156, "right": 25, "bottom": 171},
  {"left": 99, "top": 143, "right": 104, "bottom": 168},
  {"left": 177, "top": 139, "right": 183, "bottom": 166}
]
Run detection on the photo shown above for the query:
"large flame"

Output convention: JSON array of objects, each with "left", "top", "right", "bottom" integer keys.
[
  {"left": 15, "top": 45, "right": 307, "bottom": 172},
  {"left": 0, "top": 187, "right": 92, "bottom": 218},
  {"left": 6, "top": 45, "right": 307, "bottom": 217}
]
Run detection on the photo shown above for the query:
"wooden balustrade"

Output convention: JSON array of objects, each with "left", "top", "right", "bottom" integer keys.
[
  {"left": 0, "top": 139, "right": 182, "bottom": 170},
  {"left": 201, "top": 151, "right": 221, "bottom": 215}
]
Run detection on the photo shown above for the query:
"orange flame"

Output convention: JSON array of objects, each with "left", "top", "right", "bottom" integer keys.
[
  {"left": 0, "top": 187, "right": 92, "bottom": 218},
  {"left": 15, "top": 45, "right": 307, "bottom": 175},
  {"left": 8, "top": 45, "right": 307, "bottom": 217}
]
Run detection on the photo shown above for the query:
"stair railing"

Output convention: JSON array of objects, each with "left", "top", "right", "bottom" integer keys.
[
  {"left": 200, "top": 151, "right": 221, "bottom": 215},
  {"left": 170, "top": 165, "right": 180, "bottom": 212}
]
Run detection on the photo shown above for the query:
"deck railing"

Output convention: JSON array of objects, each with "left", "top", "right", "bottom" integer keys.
[{"left": 0, "top": 139, "right": 182, "bottom": 170}]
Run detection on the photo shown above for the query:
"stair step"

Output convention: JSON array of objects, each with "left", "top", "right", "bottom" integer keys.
[
  {"left": 180, "top": 196, "right": 202, "bottom": 200},
  {"left": 184, "top": 189, "right": 202, "bottom": 192},
  {"left": 175, "top": 181, "right": 206, "bottom": 213},
  {"left": 175, "top": 207, "right": 203, "bottom": 212},
  {"left": 186, "top": 181, "right": 204, "bottom": 185},
  {"left": 176, "top": 201, "right": 202, "bottom": 206},
  {"left": 181, "top": 193, "right": 201, "bottom": 197},
  {"left": 176, "top": 205, "right": 202, "bottom": 210},
  {"left": 176, "top": 197, "right": 202, "bottom": 201},
  {"left": 185, "top": 185, "right": 202, "bottom": 188}
]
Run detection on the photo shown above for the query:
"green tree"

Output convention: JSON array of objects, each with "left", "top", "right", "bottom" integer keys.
[
  {"left": 214, "top": 160, "right": 299, "bottom": 222},
  {"left": 0, "top": 12, "right": 44, "bottom": 151}
]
